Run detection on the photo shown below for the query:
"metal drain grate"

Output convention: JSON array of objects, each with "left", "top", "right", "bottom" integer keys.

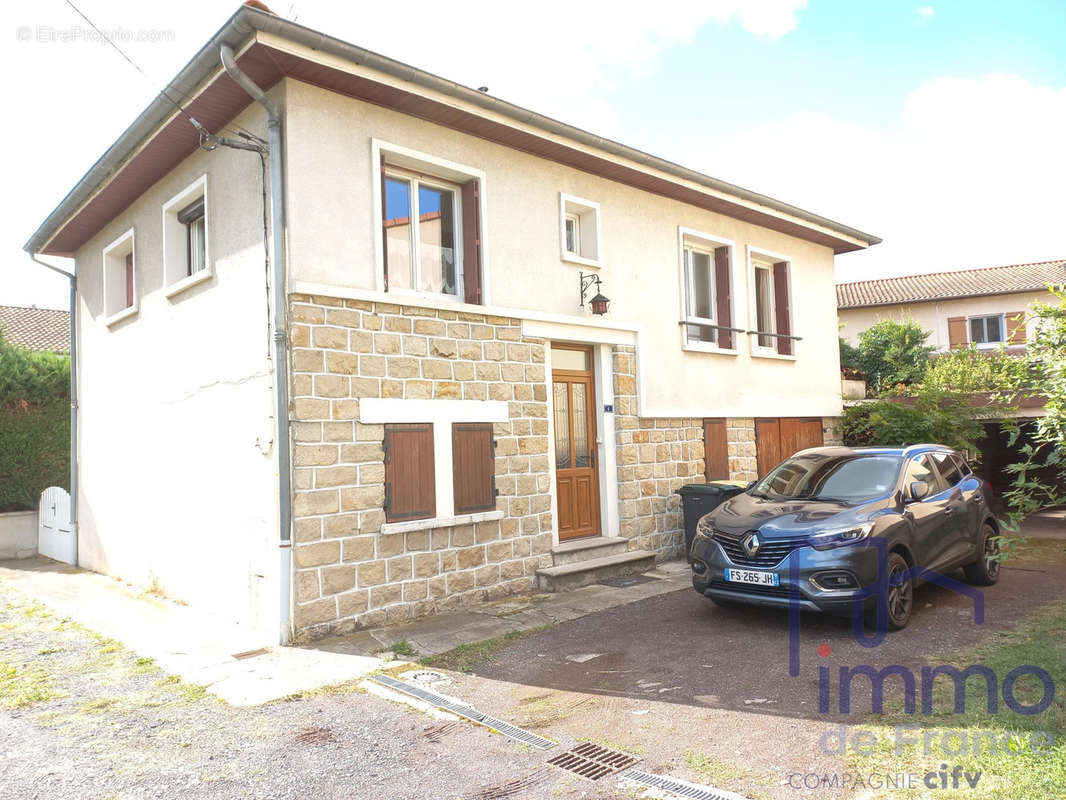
[
  {"left": 618, "top": 768, "right": 746, "bottom": 800},
  {"left": 547, "top": 742, "right": 638, "bottom": 781},
  {"left": 371, "top": 674, "right": 555, "bottom": 750},
  {"left": 468, "top": 767, "right": 552, "bottom": 799},
  {"left": 402, "top": 669, "right": 451, "bottom": 686}
]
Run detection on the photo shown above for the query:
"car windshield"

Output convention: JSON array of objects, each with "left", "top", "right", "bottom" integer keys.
[{"left": 751, "top": 453, "right": 902, "bottom": 503}]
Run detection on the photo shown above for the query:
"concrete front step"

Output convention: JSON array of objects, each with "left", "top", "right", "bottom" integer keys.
[
  {"left": 549, "top": 536, "right": 629, "bottom": 566},
  {"left": 535, "top": 549, "right": 657, "bottom": 592}
]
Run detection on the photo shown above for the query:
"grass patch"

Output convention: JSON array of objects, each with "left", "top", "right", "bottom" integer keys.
[
  {"left": 420, "top": 624, "right": 554, "bottom": 673},
  {"left": 845, "top": 597, "right": 1066, "bottom": 799},
  {"left": 0, "top": 661, "right": 63, "bottom": 709},
  {"left": 385, "top": 639, "right": 416, "bottom": 658},
  {"left": 683, "top": 750, "right": 753, "bottom": 784}
]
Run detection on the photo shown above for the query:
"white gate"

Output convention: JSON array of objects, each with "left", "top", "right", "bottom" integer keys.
[{"left": 38, "top": 487, "right": 75, "bottom": 565}]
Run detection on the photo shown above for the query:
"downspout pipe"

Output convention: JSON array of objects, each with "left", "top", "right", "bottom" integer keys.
[
  {"left": 220, "top": 44, "right": 293, "bottom": 645},
  {"left": 28, "top": 255, "right": 78, "bottom": 560}
]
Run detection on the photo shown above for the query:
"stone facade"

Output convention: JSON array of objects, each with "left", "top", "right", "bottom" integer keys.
[
  {"left": 612, "top": 345, "right": 704, "bottom": 558},
  {"left": 288, "top": 294, "right": 553, "bottom": 638}
]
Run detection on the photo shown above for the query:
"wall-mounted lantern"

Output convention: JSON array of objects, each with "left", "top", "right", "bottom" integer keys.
[{"left": 579, "top": 272, "right": 611, "bottom": 316}]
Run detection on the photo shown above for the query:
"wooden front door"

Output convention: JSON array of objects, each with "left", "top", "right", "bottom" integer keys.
[
  {"left": 755, "top": 417, "right": 824, "bottom": 477},
  {"left": 552, "top": 345, "right": 601, "bottom": 541}
]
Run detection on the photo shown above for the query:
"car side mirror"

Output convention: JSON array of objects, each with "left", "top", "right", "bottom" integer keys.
[{"left": 908, "top": 480, "right": 930, "bottom": 502}]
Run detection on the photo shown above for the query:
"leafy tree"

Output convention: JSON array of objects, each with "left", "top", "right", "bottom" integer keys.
[
  {"left": 998, "top": 289, "right": 1066, "bottom": 539},
  {"left": 839, "top": 336, "right": 864, "bottom": 377},
  {"left": 922, "top": 344, "right": 1029, "bottom": 394},
  {"left": 854, "top": 319, "right": 934, "bottom": 392}
]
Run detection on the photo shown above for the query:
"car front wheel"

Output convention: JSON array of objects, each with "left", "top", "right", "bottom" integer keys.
[
  {"left": 964, "top": 524, "right": 1001, "bottom": 586},
  {"left": 866, "top": 552, "right": 914, "bottom": 631}
]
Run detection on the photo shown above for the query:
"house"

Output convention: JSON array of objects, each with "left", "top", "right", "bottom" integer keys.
[
  {"left": 23, "top": 4, "right": 879, "bottom": 644},
  {"left": 837, "top": 259, "right": 1066, "bottom": 352},
  {"left": 0, "top": 305, "right": 70, "bottom": 353}
]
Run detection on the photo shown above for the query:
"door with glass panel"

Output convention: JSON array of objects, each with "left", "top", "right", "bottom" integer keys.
[{"left": 551, "top": 345, "right": 601, "bottom": 541}]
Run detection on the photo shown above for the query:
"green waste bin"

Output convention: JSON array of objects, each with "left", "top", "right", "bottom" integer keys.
[{"left": 676, "top": 481, "right": 748, "bottom": 559}]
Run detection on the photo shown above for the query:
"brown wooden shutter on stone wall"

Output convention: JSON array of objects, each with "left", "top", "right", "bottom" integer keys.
[
  {"left": 452, "top": 422, "right": 496, "bottom": 514},
  {"left": 1006, "top": 311, "right": 1027, "bottom": 345},
  {"left": 380, "top": 154, "right": 390, "bottom": 292},
  {"left": 713, "top": 247, "right": 733, "bottom": 349},
  {"left": 384, "top": 424, "right": 435, "bottom": 522},
  {"left": 703, "top": 418, "right": 729, "bottom": 481},
  {"left": 461, "top": 180, "right": 482, "bottom": 305},
  {"left": 947, "top": 316, "right": 968, "bottom": 348},
  {"left": 773, "top": 262, "right": 792, "bottom": 355}
]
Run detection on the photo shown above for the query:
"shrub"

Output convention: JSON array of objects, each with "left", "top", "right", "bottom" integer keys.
[
  {"left": 854, "top": 319, "right": 934, "bottom": 392},
  {"left": 0, "top": 329, "right": 70, "bottom": 512},
  {"left": 923, "top": 345, "right": 1029, "bottom": 394}
]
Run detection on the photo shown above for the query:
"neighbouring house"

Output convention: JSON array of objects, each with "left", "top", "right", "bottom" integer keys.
[
  {"left": 22, "top": 4, "right": 879, "bottom": 644},
  {"left": 837, "top": 259, "right": 1066, "bottom": 352},
  {"left": 0, "top": 305, "right": 70, "bottom": 353}
]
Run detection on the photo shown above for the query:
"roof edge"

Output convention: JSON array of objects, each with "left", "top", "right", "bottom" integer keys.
[{"left": 26, "top": 5, "right": 881, "bottom": 256}]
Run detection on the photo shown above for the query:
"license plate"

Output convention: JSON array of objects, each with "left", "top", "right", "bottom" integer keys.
[{"left": 725, "top": 568, "right": 780, "bottom": 587}]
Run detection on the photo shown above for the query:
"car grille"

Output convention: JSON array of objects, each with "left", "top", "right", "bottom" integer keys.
[
  {"left": 709, "top": 580, "right": 793, "bottom": 598},
  {"left": 711, "top": 528, "right": 807, "bottom": 568}
]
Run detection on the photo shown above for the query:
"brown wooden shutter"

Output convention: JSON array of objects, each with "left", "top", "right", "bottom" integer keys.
[
  {"left": 703, "top": 418, "right": 728, "bottom": 481},
  {"left": 713, "top": 247, "right": 733, "bottom": 349},
  {"left": 461, "top": 179, "right": 482, "bottom": 305},
  {"left": 125, "top": 252, "right": 134, "bottom": 308},
  {"left": 452, "top": 422, "right": 495, "bottom": 513},
  {"left": 1006, "top": 311, "right": 1027, "bottom": 345},
  {"left": 947, "top": 316, "right": 967, "bottom": 348},
  {"left": 773, "top": 261, "right": 792, "bottom": 355},
  {"left": 384, "top": 424, "right": 435, "bottom": 521},
  {"left": 380, "top": 154, "right": 389, "bottom": 292}
]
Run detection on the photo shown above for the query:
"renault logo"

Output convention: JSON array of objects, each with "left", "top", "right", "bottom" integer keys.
[{"left": 741, "top": 532, "right": 761, "bottom": 557}]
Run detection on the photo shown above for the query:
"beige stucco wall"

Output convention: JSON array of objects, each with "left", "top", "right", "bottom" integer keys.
[
  {"left": 283, "top": 79, "right": 846, "bottom": 419},
  {"left": 70, "top": 98, "right": 282, "bottom": 642},
  {"left": 839, "top": 290, "right": 1050, "bottom": 351}
]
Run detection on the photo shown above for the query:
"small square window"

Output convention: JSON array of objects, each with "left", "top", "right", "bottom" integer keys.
[
  {"left": 102, "top": 228, "right": 137, "bottom": 324},
  {"left": 560, "top": 194, "right": 600, "bottom": 266},
  {"left": 162, "top": 176, "right": 211, "bottom": 297},
  {"left": 969, "top": 314, "right": 1004, "bottom": 345}
]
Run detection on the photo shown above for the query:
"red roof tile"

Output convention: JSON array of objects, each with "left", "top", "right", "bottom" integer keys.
[{"left": 0, "top": 305, "right": 70, "bottom": 353}]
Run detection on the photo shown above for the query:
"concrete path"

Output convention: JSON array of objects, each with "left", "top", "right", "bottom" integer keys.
[
  {"left": 315, "top": 560, "right": 693, "bottom": 658},
  {"left": 0, "top": 558, "right": 382, "bottom": 706},
  {"left": 1023, "top": 506, "right": 1066, "bottom": 539}
]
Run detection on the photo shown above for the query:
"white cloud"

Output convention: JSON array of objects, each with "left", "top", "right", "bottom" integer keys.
[
  {"left": 917, "top": 6, "right": 935, "bottom": 20},
  {"left": 701, "top": 74, "right": 1066, "bottom": 283}
]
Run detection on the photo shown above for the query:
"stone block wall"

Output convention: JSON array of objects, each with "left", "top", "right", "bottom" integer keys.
[
  {"left": 288, "top": 294, "right": 553, "bottom": 638},
  {"left": 726, "top": 418, "right": 758, "bottom": 481},
  {"left": 612, "top": 345, "right": 705, "bottom": 558}
]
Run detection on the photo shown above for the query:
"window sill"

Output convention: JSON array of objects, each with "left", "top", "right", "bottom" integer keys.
[
  {"left": 387, "top": 287, "right": 463, "bottom": 304},
  {"left": 750, "top": 349, "right": 797, "bottom": 362},
  {"left": 682, "top": 341, "right": 738, "bottom": 356},
  {"left": 164, "top": 269, "right": 213, "bottom": 300},
  {"left": 104, "top": 305, "right": 139, "bottom": 328},
  {"left": 380, "top": 509, "right": 504, "bottom": 535},
  {"left": 561, "top": 252, "right": 601, "bottom": 269}
]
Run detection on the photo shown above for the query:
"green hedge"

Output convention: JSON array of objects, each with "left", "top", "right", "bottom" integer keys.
[{"left": 0, "top": 330, "right": 70, "bottom": 512}]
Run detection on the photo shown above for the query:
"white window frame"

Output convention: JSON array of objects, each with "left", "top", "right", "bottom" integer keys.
[
  {"left": 747, "top": 245, "right": 795, "bottom": 361},
  {"left": 161, "top": 175, "right": 212, "bottom": 299},
  {"left": 564, "top": 213, "right": 581, "bottom": 256},
  {"left": 360, "top": 398, "right": 508, "bottom": 534},
  {"left": 371, "top": 139, "right": 489, "bottom": 303},
  {"left": 677, "top": 227, "right": 736, "bottom": 355},
  {"left": 559, "top": 193, "right": 602, "bottom": 267},
  {"left": 102, "top": 227, "right": 138, "bottom": 327},
  {"left": 968, "top": 313, "right": 1006, "bottom": 348},
  {"left": 383, "top": 166, "right": 464, "bottom": 300}
]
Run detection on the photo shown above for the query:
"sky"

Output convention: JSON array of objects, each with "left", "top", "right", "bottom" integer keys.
[{"left": 1, "top": 0, "right": 1063, "bottom": 310}]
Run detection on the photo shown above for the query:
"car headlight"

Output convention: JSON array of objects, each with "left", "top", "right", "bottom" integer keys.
[
  {"left": 809, "top": 523, "right": 873, "bottom": 550},
  {"left": 694, "top": 515, "right": 714, "bottom": 541}
]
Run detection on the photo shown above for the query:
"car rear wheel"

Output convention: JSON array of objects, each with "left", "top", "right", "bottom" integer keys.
[{"left": 964, "top": 524, "right": 1001, "bottom": 586}]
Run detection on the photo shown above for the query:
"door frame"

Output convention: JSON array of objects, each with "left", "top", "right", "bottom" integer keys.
[
  {"left": 550, "top": 343, "right": 602, "bottom": 541},
  {"left": 546, "top": 342, "right": 617, "bottom": 544}
]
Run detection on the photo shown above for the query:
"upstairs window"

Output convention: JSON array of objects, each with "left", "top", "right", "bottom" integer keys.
[
  {"left": 680, "top": 230, "right": 735, "bottom": 350},
  {"left": 969, "top": 314, "right": 1004, "bottom": 346},
  {"left": 750, "top": 250, "right": 795, "bottom": 356},
  {"left": 162, "top": 175, "right": 211, "bottom": 297},
  {"left": 559, "top": 193, "right": 601, "bottom": 267},
  {"left": 376, "top": 143, "right": 485, "bottom": 304},
  {"left": 102, "top": 228, "right": 137, "bottom": 325}
]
